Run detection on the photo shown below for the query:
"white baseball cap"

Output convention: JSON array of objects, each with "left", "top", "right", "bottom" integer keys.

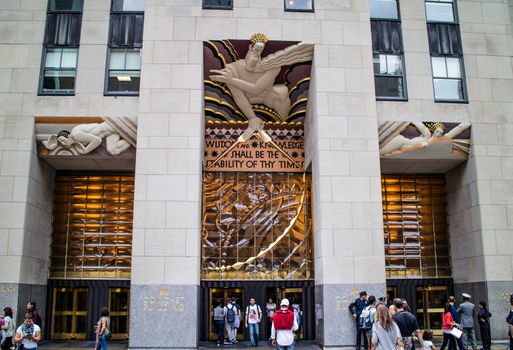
[
  {"left": 462, "top": 293, "right": 471, "bottom": 299},
  {"left": 280, "top": 298, "right": 290, "bottom": 306}
]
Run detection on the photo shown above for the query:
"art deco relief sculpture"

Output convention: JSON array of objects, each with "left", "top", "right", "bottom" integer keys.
[
  {"left": 209, "top": 33, "right": 313, "bottom": 142},
  {"left": 41, "top": 116, "right": 137, "bottom": 156},
  {"left": 379, "top": 121, "right": 471, "bottom": 158}
]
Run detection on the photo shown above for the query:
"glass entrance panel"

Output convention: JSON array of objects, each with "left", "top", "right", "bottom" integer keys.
[
  {"left": 109, "top": 288, "right": 130, "bottom": 340},
  {"left": 51, "top": 288, "right": 88, "bottom": 340},
  {"left": 208, "top": 288, "right": 244, "bottom": 341},
  {"left": 416, "top": 286, "right": 447, "bottom": 335}
]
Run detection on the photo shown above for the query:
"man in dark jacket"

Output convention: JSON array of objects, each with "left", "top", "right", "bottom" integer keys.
[
  {"left": 392, "top": 299, "right": 423, "bottom": 350},
  {"left": 348, "top": 291, "right": 368, "bottom": 350}
]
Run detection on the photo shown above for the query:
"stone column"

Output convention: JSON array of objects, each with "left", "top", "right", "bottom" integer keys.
[
  {"left": 304, "top": 1, "right": 386, "bottom": 347},
  {"left": 129, "top": 1, "right": 203, "bottom": 348}
]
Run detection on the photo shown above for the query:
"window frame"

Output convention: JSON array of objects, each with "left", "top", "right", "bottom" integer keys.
[
  {"left": 104, "top": 47, "right": 142, "bottom": 96},
  {"left": 47, "top": 0, "right": 84, "bottom": 13},
  {"left": 371, "top": 17, "right": 408, "bottom": 101},
  {"left": 284, "top": 0, "right": 315, "bottom": 13},
  {"left": 425, "top": 0, "right": 467, "bottom": 103},
  {"left": 369, "top": 0, "right": 400, "bottom": 20},
  {"left": 202, "top": 0, "right": 233, "bottom": 10},
  {"left": 104, "top": 0, "right": 144, "bottom": 96}
]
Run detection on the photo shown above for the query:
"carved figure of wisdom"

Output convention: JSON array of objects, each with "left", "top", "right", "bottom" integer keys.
[{"left": 209, "top": 33, "right": 313, "bottom": 142}]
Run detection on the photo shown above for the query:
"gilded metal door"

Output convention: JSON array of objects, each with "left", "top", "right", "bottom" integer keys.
[
  {"left": 208, "top": 288, "right": 244, "bottom": 341},
  {"left": 51, "top": 288, "right": 88, "bottom": 340},
  {"left": 416, "top": 286, "right": 447, "bottom": 335},
  {"left": 277, "top": 288, "right": 303, "bottom": 339},
  {"left": 109, "top": 288, "right": 130, "bottom": 340}
]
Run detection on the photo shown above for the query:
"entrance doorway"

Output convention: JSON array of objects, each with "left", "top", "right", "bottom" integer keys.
[
  {"left": 416, "top": 286, "right": 448, "bottom": 335},
  {"left": 109, "top": 288, "right": 130, "bottom": 340},
  {"left": 200, "top": 281, "right": 315, "bottom": 343},
  {"left": 51, "top": 288, "right": 88, "bottom": 340}
]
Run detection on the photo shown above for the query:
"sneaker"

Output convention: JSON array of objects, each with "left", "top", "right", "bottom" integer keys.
[{"left": 224, "top": 340, "right": 232, "bottom": 345}]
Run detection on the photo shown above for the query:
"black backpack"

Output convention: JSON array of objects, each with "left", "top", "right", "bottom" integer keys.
[{"left": 226, "top": 305, "right": 236, "bottom": 323}]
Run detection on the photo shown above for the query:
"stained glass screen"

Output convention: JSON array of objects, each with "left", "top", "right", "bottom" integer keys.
[
  {"left": 50, "top": 174, "right": 134, "bottom": 279},
  {"left": 202, "top": 172, "right": 313, "bottom": 280},
  {"left": 382, "top": 175, "right": 450, "bottom": 278}
]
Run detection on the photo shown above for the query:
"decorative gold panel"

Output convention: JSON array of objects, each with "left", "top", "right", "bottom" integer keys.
[
  {"left": 201, "top": 172, "right": 313, "bottom": 280},
  {"left": 50, "top": 174, "right": 134, "bottom": 279},
  {"left": 382, "top": 175, "right": 450, "bottom": 278}
]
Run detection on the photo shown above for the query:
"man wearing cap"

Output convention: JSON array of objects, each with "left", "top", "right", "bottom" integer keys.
[
  {"left": 457, "top": 293, "right": 477, "bottom": 350},
  {"left": 349, "top": 291, "right": 369, "bottom": 350},
  {"left": 271, "top": 298, "right": 298, "bottom": 350}
]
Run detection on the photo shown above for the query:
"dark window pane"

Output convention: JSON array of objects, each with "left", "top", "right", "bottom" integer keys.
[
  {"left": 109, "top": 13, "right": 144, "bottom": 47},
  {"left": 49, "top": 0, "right": 83, "bottom": 11},
  {"left": 371, "top": 20, "right": 403, "bottom": 53},
  {"left": 44, "top": 13, "right": 82, "bottom": 45},
  {"left": 375, "top": 76, "right": 404, "bottom": 98},
  {"left": 369, "top": 0, "right": 398, "bottom": 19},
  {"left": 43, "top": 70, "right": 76, "bottom": 91},
  {"left": 425, "top": 2, "right": 454, "bottom": 22},
  {"left": 203, "top": 0, "right": 233, "bottom": 9},
  {"left": 427, "top": 23, "right": 461, "bottom": 55},
  {"left": 107, "top": 71, "right": 140, "bottom": 93},
  {"left": 285, "top": 0, "right": 313, "bottom": 11},
  {"left": 112, "top": 0, "right": 145, "bottom": 11},
  {"left": 433, "top": 78, "right": 463, "bottom": 100}
]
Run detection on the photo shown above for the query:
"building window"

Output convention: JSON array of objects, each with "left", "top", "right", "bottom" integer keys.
[
  {"left": 284, "top": 0, "right": 314, "bottom": 12},
  {"left": 382, "top": 175, "right": 451, "bottom": 279},
  {"left": 203, "top": 0, "right": 233, "bottom": 10},
  {"left": 370, "top": 1, "right": 407, "bottom": 101},
  {"left": 425, "top": 0, "right": 455, "bottom": 22},
  {"left": 425, "top": 0, "right": 466, "bottom": 102},
  {"left": 39, "top": 0, "right": 83, "bottom": 95},
  {"left": 105, "top": 0, "right": 144, "bottom": 95},
  {"left": 50, "top": 174, "right": 134, "bottom": 279}
]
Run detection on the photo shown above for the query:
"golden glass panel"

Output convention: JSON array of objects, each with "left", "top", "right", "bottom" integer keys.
[
  {"left": 382, "top": 175, "right": 451, "bottom": 279},
  {"left": 201, "top": 172, "right": 313, "bottom": 280},
  {"left": 50, "top": 174, "right": 134, "bottom": 279}
]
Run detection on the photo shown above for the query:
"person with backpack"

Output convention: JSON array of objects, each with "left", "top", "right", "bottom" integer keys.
[
  {"left": 1, "top": 307, "right": 15, "bottom": 350},
  {"left": 245, "top": 298, "right": 262, "bottom": 347},
  {"left": 224, "top": 298, "right": 238, "bottom": 344},
  {"left": 349, "top": 291, "right": 369, "bottom": 350},
  {"left": 95, "top": 307, "right": 111, "bottom": 350},
  {"left": 361, "top": 295, "right": 376, "bottom": 348},
  {"left": 213, "top": 300, "right": 225, "bottom": 347}
]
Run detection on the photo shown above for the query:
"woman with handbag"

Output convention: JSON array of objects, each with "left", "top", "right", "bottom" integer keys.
[
  {"left": 95, "top": 308, "right": 111, "bottom": 350},
  {"left": 441, "top": 303, "right": 458, "bottom": 350},
  {"left": 371, "top": 303, "right": 403, "bottom": 350}
]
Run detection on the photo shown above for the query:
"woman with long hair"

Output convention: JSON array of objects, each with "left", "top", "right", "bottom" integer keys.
[
  {"left": 26, "top": 302, "right": 42, "bottom": 327},
  {"left": 1, "top": 307, "right": 15, "bottom": 350},
  {"left": 441, "top": 303, "right": 457, "bottom": 350},
  {"left": 371, "top": 303, "right": 402, "bottom": 350},
  {"left": 95, "top": 307, "right": 111, "bottom": 350},
  {"left": 477, "top": 301, "right": 492, "bottom": 350}
]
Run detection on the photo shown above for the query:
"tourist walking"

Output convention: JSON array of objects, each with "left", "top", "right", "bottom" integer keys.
[
  {"left": 95, "top": 307, "right": 110, "bottom": 350},
  {"left": 213, "top": 300, "right": 225, "bottom": 347},
  {"left": 477, "top": 301, "right": 491, "bottom": 350},
  {"left": 1, "top": 307, "right": 15, "bottom": 350},
  {"left": 361, "top": 295, "right": 377, "bottom": 348},
  {"left": 266, "top": 298, "right": 277, "bottom": 340},
  {"left": 370, "top": 303, "right": 402, "bottom": 350},
  {"left": 349, "top": 291, "right": 369, "bottom": 350},
  {"left": 25, "top": 303, "right": 42, "bottom": 329},
  {"left": 392, "top": 298, "right": 423, "bottom": 350},
  {"left": 14, "top": 314, "right": 41, "bottom": 350},
  {"left": 224, "top": 298, "right": 238, "bottom": 344},
  {"left": 457, "top": 293, "right": 477, "bottom": 350},
  {"left": 245, "top": 298, "right": 262, "bottom": 347},
  {"left": 232, "top": 297, "right": 241, "bottom": 342},
  {"left": 441, "top": 303, "right": 458, "bottom": 350},
  {"left": 271, "top": 298, "right": 298, "bottom": 350},
  {"left": 422, "top": 330, "right": 436, "bottom": 350},
  {"left": 291, "top": 299, "right": 302, "bottom": 338},
  {"left": 449, "top": 296, "right": 465, "bottom": 350}
]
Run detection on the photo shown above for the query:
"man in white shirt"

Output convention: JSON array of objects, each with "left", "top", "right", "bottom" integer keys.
[
  {"left": 271, "top": 299, "right": 298, "bottom": 350},
  {"left": 15, "top": 314, "right": 41, "bottom": 350},
  {"left": 245, "top": 298, "right": 262, "bottom": 347}
]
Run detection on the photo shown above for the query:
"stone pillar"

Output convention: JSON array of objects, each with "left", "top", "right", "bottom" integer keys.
[
  {"left": 304, "top": 1, "right": 386, "bottom": 347},
  {"left": 129, "top": 1, "right": 203, "bottom": 348}
]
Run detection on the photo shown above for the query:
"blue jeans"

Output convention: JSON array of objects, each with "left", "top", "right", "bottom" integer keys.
[
  {"left": 277, "top": 344, "right": 294, "bottom": 350},
  {"left": 96, "top": 333, "right": 108, "bottom": 350},
  {"left": 248, "top": 323, "right": 259, "bottom": 346},
  {"left": 214, "top": 320, "right": 224, "bottom": 342}
]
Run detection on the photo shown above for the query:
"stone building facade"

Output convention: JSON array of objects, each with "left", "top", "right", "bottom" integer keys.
[{"left": 0, "top": 0, "right": 512, "bottom": 348}]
